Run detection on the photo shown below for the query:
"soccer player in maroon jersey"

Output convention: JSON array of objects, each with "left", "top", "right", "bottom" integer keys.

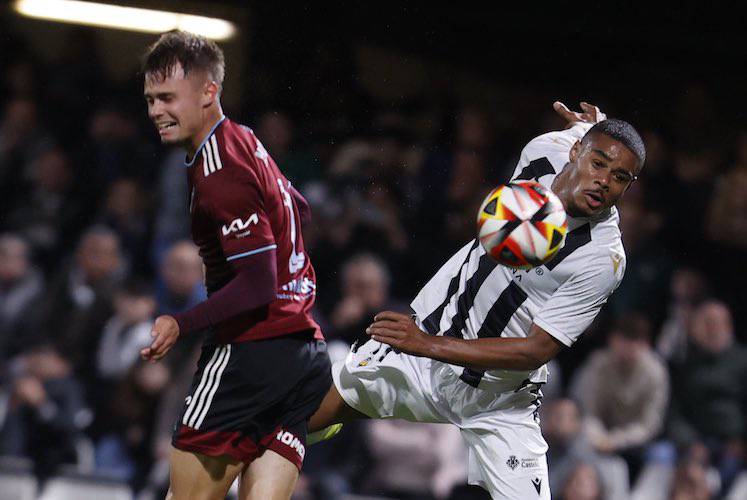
[{"left": 140, "top": 31, "right": 331, "bottom": 499}]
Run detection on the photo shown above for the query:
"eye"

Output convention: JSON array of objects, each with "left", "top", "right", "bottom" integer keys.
[
  {"left": 593, "top": 160, "right": 604, "bottom": 169},
  {"left": 614, "top": 172, "right": 632, "bottom": 183}
]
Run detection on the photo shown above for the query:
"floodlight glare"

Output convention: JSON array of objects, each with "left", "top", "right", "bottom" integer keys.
[{"left": 14, "top": 0, "right": 237, "bottom": 40}]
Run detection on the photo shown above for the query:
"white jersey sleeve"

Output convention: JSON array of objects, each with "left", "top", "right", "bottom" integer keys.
[
  {"left": 533, "top": 246, "right": 624, "bottom": 347},
  {"left": 510, "top": 123, "right": 593, "bottom": 183}
]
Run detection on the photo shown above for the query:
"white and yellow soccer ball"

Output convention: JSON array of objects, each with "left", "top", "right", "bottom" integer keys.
[{"left": 477, "top": 181, "right": 568, "bottom": 269}]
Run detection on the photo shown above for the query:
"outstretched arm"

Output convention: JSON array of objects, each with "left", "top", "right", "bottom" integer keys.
[{"left": 367, "top": 311, "right": 563, "bottom": 371}]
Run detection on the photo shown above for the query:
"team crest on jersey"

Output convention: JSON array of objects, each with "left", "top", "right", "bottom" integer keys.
[
  {"left": 222, "top": 214, "right": 259, "bottom": 237},
  {"left": 507, "top": 455, "right": 519, "bottom": 470},
  {"left": 610, "top": 251, "right": 624, "bottom": 275}
]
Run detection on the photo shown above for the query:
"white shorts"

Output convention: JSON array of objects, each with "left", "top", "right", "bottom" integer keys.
[{"left": 333, "top": 339, "right": 550, "bottom": 500}]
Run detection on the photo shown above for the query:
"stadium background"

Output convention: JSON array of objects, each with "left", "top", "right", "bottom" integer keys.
[{"left": 0, "top": 2, "right": 744, "bottom": 499}]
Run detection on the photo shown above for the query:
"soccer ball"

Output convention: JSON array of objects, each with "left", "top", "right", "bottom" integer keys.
[{"left": 477, "top": 181, "right": 568, "bottom": 269}]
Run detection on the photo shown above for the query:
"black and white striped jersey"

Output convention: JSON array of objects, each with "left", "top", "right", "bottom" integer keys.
[{"left": 411, "top": 123, "right": 626, "bottom": 389}]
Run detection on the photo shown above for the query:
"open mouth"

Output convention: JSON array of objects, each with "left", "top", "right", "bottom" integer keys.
[
  {"left": 157, "top": 122, "right": 178, "bottom": 133},
  {"left": 583, "top": 190, "right": 604, "bottom": 210}
]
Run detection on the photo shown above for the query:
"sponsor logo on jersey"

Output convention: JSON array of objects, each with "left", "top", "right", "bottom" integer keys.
[
  {"left": 222, "top": 214, "right": 259, "bottom": 236},
  {"left": 507, "top": 455, "right": 519, "bottom": 470},
  {"left": 531, "top": 477, "right": 542, "bottom": 495},
  {"left": 276, "top": 429, "right": 305, "bottom": 459},
  {"left": 521, "top": 458, "right": 540, "bottom": 469}
]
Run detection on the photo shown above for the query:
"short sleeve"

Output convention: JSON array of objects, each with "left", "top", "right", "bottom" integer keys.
[
  {"left": 211, "top": 168, "right": 276, "bottom": 262},
  {"left": 534, "top": 248, "right": 624, "bottom": 347},
  {"left": 511, "top": 123, "right": 593, "bottom": 181}
]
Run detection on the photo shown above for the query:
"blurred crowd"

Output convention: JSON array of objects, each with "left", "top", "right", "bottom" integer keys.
[{"left": 0, "top": 27, "right": 745, "bottom": 500}]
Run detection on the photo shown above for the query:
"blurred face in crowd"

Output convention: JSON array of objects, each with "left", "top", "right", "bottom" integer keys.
[
  {"left": 541, "top": 398, "right": 581, "bottom": 445},
  {"left": 609, "top": 332, "right": 647, "bottom": 367},
  {"left": 105, "top": 179, "right": 145, "bottom": 220},
  {"left": 115, "top": 292, "right": 156, "bottom": 324},
  {"left": 76, "top": 232, "right": 122, "bottom": 284},
  {"left": 162, "top": 241, "right": 203, "bottom": 296},
  {"left": 342, "top": 257, "right": 389, "bottom": 310},
  {"left": 689, "top": 301, "right": 734, "bottom": 353},
  {"left": 0, "top": 236, "right": 30, "bottom": 284},
  {"left": 553, "top": 132, "right": 640, "bottom": 218},
  {"left": 561, "top": 463, "right": 602, "bottom": 500},
  {"left": 144, "top": 62, "right": 219, "bottom": 153},
  {"left": 35, "top": 148, "right": 72, "bottom": 194}
]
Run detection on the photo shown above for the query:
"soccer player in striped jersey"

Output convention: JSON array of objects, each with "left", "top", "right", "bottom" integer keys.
[
  {"left": 141, "top": 31, "right": 331, "bottom": 500},
  {"left": 309, "top": 102, "right": 645, "bottom": 499}
]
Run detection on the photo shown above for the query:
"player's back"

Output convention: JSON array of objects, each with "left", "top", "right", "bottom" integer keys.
[{"left": 186, "top": 118, "right": 320, "bottom": 343}]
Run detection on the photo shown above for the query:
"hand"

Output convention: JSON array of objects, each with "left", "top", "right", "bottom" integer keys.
[
  {"left": 553, "top": 101, "right": 606, "bottom": 128},
  {"left": 141, "top": 315, "right": 180, "bottom": 362},
  {"left": 366, "top": 311, "right": 432, "bottom": 357},
  {"left": 15, "top": 376, "right": 47, "bottom": 407},
  {"left": 589, "top": 433, "right": 616, "bottom": 454}
]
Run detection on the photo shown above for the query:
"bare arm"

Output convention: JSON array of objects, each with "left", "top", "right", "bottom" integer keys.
[{"left": 367, "top": 311, "right": 563, "bottom": 371}]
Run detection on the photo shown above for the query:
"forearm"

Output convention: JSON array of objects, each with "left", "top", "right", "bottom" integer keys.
[
  {"left": 173, "top": 251, "right": 277, "bottom": 335},
  {"left": 424, "top": 336, "right": 548, "bottom": 371}
]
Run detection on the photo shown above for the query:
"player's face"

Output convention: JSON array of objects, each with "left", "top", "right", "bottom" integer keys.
[
  {"left": 563, "top": 133, "right": 640, "bottom": 217},
  {"left": 144, "top": 63, "right": 209, "bottom": 147}
]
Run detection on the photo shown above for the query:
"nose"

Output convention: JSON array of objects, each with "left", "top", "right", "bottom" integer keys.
[
  {"left": 148, "top": 101, "right": 163, "bottom": 121},
  {"left": 596, "top": 169, "right": 611, "bottom": 191}
]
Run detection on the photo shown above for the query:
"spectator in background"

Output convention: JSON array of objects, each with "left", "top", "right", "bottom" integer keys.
[
  {"left": 329, "top": 253, "right": 406, "bottom": 345},
  {"left": 543, "top": 398, "right": 628, "bottom": 500},
  {"left": 96, "top": 279, "right": 156, "bottom": 381},
  {"left": 97, "top": 178, "right": 152, "bottom": 275},
  {"left": 256, "top": 110, "right": 318, "bottom": 187},
  {"left": 707, "top": 130, "right": 747, "bottom": 250},
  {"left": 4, "top": 146, "right": 86, "bottom": 270},
  {"left": 668, "top": 300, "right": 746, "bottom": 495},
  {"left": 362, "top": 420, "right": 466, "bottom": 500},
  {"left": 94, "top": 361, "right": 170, "bottom": 489},
  {"left": 151, "top": 149, "right": 191, "bottom": 268},
  {"left": 154, "top": 241, "right": 206, "bottom": 366},
  {"left": 706, "top": 130, "right": 747, "bottom": 322},
  {"left": 657, "top": 268, "right": 711, "bottom": 363},
  {"left": 571, "top": 314, "right": 669, "bottom": 480},
  {"left": 559, "top": 462, "right": 604, "bottom": 500},
  {"left": 0, "top": 234, "right": 43, "bottom": 359},
  {"left": 609, "top": 181, "right": 671, "bottom": 324},
  {"left": 0, "top": 344, "right": 89, "bottom": 479},
  {"left": 156, "top": 240, "right": 205, "bottom": 317},
  {"left": 660, "top": 145, "right": 719, "bottom": 258},
  {"left": 669, "top": 462, "right": 713, "bottom": 500},
  {"left": 37, "top": 226, "right": 124, "bottom": 375},
  {"left": 0, "top": 97, "right": 52, "bottom": 213}
]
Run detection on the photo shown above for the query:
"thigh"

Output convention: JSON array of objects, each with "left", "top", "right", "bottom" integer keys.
[
  {"left": 460, "top": 413, "right": 550, "bottom": 500},
  {"left": 308, "top": 384, "right": 369, "bottom": 432},
  {"left": 168, "top": 446, "right": 243, "bottom": 500},
  {"left": 238, "top": 449, "right": 299, "bottom": 500},
  {"left": 333, "top": 338, "right": 444, "bottom": 422}
]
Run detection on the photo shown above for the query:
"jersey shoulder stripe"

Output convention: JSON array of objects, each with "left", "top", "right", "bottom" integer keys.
[{"left": 545, "top": 223, "right": 592, "bottom": 270}]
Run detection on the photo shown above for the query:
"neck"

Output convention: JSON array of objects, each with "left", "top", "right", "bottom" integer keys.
[{"left": 186, "top": 104, "right": 224, "bottom": 158}]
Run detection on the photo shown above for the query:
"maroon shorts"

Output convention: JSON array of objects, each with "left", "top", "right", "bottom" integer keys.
[{"left": 172, "top": 330, "right": 331, "bottom": 470}]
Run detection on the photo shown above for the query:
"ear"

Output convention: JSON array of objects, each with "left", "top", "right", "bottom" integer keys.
[
  {"left": 202, "top": 81, "right": 219, "bottom": 108},
  {"left": 569, "top": 141, "right": 581, "bottom": 163}
]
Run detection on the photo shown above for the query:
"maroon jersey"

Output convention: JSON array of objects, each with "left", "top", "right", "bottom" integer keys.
[{"left": 185, "top": 117, "right": 321, "bottom": 343}]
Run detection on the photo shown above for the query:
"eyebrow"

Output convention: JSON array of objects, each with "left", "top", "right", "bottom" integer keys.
[
  {"left": 592, "top": 149, "right": 614, "bottom": 162},
  {"left": 143, "top": 92, "right": 174, "bottom": 99}
]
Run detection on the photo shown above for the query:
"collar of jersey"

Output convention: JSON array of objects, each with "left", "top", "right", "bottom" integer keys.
[{"left": 184, "top": 115, "right": 226, "bottom": 167}]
